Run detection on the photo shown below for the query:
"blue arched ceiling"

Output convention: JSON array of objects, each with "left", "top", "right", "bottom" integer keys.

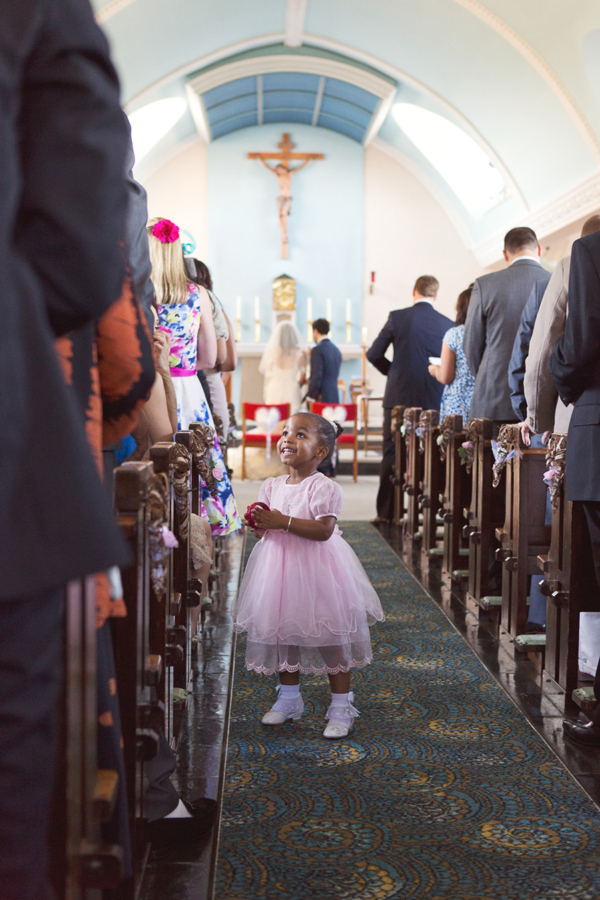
[{"left": 93, "top": 0, "right": 600, "bottom": 250}]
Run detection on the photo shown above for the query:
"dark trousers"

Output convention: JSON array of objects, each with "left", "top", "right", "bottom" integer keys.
[
  {"left": 582, "top": 503, "right": 600, "bottom": 724},
  {"left": 144, "top": 730, "right": 179, "bottom": 821},
  {"left": 0, "top": 586, "right": 64, "bottom": 900},
  {"left": 376, "top": 407, "right": 394, "bottom": 520}
]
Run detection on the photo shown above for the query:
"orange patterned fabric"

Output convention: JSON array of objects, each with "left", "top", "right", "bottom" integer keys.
[{"left": 56, "top": 274, "right": 154, "bottom": 627}]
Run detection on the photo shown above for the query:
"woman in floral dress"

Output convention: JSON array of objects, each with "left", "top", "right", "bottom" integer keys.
[
  {"left": 428, "top": 285, "right": 476, "bottom": 423},
  {"left": 147, "top": 217, "right": 240, "bottom": 536}
]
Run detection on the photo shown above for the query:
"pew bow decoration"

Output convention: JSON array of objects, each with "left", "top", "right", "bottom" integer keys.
[
  {"left": 255, "top": 407, "right": 282, "bottom": 463},
  {"left": 437, "top": 415, "right": 458, "bottom": 462},
  {"left": 168, "top": 443, "right": 191, "bottom": 539},
  {"left": 492, "top": 424, "right": 523, "bottom": 488},
  {"left": 458, "top": 441, "right": 474, "bottom": 469},
  {"left": 463, "top": 419, "right": 480, "bottom": 474},
  {"left": 190, "top": 424, "right": 219, "bottom": 499},
  {"left": 545, "top": 434, "right": 566, "bottom": 512},
  {"left": 147, "top": 473, "right": 170, "bottom": 603}
]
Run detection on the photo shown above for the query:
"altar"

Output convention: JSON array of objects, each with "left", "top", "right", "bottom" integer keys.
[{"left": 235, "top": 341, "right": 365, "bottom": 408}]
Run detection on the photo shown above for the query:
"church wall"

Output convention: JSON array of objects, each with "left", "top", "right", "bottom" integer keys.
[
  {"left": 362, "top": 144, "right": 484, "bottom": 399},
  {"left": 144, "top": 140, "right": 208, "bottom": 261},
  {"left": 206, "top": 123, "right": 365, "bottom": 408}
]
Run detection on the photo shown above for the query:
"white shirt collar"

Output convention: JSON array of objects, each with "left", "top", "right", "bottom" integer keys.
[
  {"left": 414, "top": 297, "right": 434, "bottom": 305},
  {"left": 510, "top": 255, "right": 541, "bottom": 265}
]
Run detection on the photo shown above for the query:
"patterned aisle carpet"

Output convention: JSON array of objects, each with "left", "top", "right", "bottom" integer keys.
[{"left": 216, "top": 523, "right": 600, "bottom": 900}]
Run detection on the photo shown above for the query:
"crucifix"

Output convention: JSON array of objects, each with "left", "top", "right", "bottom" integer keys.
[{"left": 248, "top": 133, "right": 324, "bottom": 258}]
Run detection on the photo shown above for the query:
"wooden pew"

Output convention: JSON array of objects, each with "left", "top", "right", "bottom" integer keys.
[
  {"left": 438, "top": 414, "right": 471, "bottom": 583},
  {"left": 149, "top": 442, "right": 191, "bottom": 740},
  {"left": 540, "top": 434, "right": 600, "bottom": 700},
  {"left": 392, "top": 405, "right": 406, "bottom": 527},
  {"left": 51, "top": 578, "right": 123, "bottom": 898},
  {"left": 403, "top": 407, "right": 423, "bottom": 539},
  {"left": 112, "top": 462, "right": 172, "bottom": 893},
  {"left": 493, "top": 424, "right": 550, "bottom": 641},
  {"left": 464, "top": 418, "right": 506, "bottom": 610},
  {"left": 418, "top": 410, "right": 444, "bottom": 561}
]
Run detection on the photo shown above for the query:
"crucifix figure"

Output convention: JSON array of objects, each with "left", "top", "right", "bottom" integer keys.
[{"left": 248, "top": 133, "right": 324, "bottom": 258}]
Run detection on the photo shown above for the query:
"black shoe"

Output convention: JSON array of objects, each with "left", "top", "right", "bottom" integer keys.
[
  {"left": 525, "top": 622, "right": 546, "bottom": 634},
  {"left": 147, "top": 798, "right": 218, "bottom": 857},
  {"left": 563, "top": 719, "right": 600, "bottom": 747}
]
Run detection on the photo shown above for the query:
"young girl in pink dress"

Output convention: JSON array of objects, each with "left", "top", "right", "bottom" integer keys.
[{"left": 234, "top": 412, "right": 384, "bottom": 739}]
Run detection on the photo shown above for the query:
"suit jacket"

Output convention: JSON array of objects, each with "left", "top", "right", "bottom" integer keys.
[
  {"left": 307, "top": 338, "right": 342, "bottom": 403},
  {"left": 550, "top": 232, "right": 600, "bottom": 501},
  {"left": 508, "top": 279, "right": 549, "bottom": 420},
  {"left": 367, "top": 302, "right": 453, "bottom": 410},
  {"left": 0, "top": 0, "right": 130, "bottom": 599},
  {"left": 464, "top": 259, "right": 551, "bottom": 420},
  {"left": 524, "top": 256, "right": 571, "bottom": 434}
]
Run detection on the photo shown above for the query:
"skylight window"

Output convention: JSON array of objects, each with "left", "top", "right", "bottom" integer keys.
[
  {"left": 392, "top": 103, "right": 506, "bottom": 218},
  {"left": 128, "top": 98, "right": 187, "bottom": 164}
]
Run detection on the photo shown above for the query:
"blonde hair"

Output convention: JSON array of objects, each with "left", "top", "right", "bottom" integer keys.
[{"left": 147, "top": 217, "right": 189, "bottom": 305}]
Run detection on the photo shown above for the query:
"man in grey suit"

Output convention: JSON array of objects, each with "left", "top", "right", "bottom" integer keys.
[{"left": 464, "top": 227, "right": 551, "bottom": 427}]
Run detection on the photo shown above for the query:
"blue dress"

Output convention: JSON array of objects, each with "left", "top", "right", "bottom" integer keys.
[
  {"left": 439, "top": 325, "right": 475, "bottom": 423},
  {"left": 157, "top": 285, "right": 241, "bottom": 536}
]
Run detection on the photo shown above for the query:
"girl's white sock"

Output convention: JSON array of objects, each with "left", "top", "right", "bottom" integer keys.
[
  {"left": 331, "top": 691, "right": 350, "bottom": 705},
  {"left": 279, "top": 683, "right": 300, "bottom": 698}
]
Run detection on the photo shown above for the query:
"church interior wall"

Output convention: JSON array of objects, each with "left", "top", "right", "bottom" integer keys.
[{"left": 362, "top": 143, "right": 484, "bottom": 399}]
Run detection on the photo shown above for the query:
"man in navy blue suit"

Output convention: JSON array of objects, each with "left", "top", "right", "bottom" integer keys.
[
  {"left": 306, "top": 318, "right": 342, "bottom": 403},
  {"left": 367, "top": 276, "right": 453, "bottom": 523}
]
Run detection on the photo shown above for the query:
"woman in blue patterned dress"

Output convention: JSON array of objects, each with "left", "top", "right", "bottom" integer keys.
[
  {"left": 147, "top": 217, "right": 241, "bottom": 536},
  {"left": 428, "top": 285, "right": 476, "bottom": 423}
]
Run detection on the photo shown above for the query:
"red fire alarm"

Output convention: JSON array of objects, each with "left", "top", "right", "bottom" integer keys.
[{"left": 369, "top": 271, "right": 376, "bottom": 294}]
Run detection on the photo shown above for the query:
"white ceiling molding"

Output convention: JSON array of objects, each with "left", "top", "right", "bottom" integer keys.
[
  {"left": 185, "top": 84, "right": 211, "bottom": 143},
  {"left": 363, "top": 89, "right": 396, "bottom": 147},
  {"left": 125, "top": 34, "right": 286, "bottom": 110},
  {"left": 371, "top": 138, "right": 475, "bottom": 251},
  {"left": 474, "top": 172, "right": 600, "bottom": 266},
  {"left": 452, "top": 0, "right": 600, "bottom": 165},
  {"left": 284, "top": 0, "right": 307, "bottom": 48},
  {"left": 303, "top": 33, "right": 526, "bottom": 212},
  {"left": 186, "top": 54, "right": 395, "bottom": 101},
  {"left": 95, "top": 0, "right": 138, "bottom": 23},
  {"left": 312, "top": 76, "right": 326, "bottom": 127}
]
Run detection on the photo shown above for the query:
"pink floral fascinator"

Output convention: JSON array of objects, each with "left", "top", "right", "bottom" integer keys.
[{"left": 152, "top": 218, "right": 180, "bottom": 244}]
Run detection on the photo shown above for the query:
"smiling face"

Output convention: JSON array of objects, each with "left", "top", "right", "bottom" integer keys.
[{"left": 277, "top": 414, "right": 328, "bottom": 470}]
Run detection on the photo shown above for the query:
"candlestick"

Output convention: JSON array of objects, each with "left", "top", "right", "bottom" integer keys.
[
  {"left": 306, "top": 296, "right": 313, "bottom": 343},
  {"left": 346, "top": 298, "right": 352, "bottom": 344},
  {"left": 235, "top": 295, "right": 241, "bottom": 342},
  {"left": 361, "top": 326, "right": 368, "bottom": 347},
  {"left": 326, "top": 297, "right": 332, "bottom": 324},
  {"left": 254, "top": 295, "right": 260, "bottom": 343}
]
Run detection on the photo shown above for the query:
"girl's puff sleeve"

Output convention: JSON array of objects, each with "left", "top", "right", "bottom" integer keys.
[
  {"left": 309, "top": 477, "right": 343, "bottom": 520},
  {"left": 258, "top": 478, "right": 274, "bottom": 507}
]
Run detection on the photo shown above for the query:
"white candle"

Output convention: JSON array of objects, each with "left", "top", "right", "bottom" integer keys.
[
  {"left": 236, "top": 295, "right": 241, "bottom": 321},
  {"left": 346, "top": 298, "right": 352, "bottom": 322},
  {"left": 254, "top": 295, "right": 260, "bottom": 320},
  {"left": 362, "top": 326, "right": 368, "bottom": 346},
  {"left": 307, "top": 296, "right": 313, "bottom": 323},
  {"left": 326, "top": 297, "right": 332, "bottom": 323}
]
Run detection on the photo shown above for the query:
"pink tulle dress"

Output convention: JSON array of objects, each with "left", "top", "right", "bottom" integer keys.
[{"left": 234, "top": 472, "right": 384, "bottom": 675}]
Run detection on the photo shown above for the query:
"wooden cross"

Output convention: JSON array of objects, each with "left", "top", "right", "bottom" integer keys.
[{"left": 248, "top": 133, "right": 324, "bottom": 258}]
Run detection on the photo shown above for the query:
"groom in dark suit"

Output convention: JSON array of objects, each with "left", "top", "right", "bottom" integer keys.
[
  {"left": 367, "top": 275, "right": 453, "bottom": 523},
  {"left": 306, "top": 318, "right": 342, "bottom": 403}
]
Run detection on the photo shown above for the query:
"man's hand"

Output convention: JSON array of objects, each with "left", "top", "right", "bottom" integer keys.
[{"left": 519, "top": 421, "right": 535, "bottom": 447}]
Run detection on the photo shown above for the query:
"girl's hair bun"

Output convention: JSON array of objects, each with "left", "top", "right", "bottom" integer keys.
[{"left": 333, "top": 420, "right": 344, "bottom": 438}]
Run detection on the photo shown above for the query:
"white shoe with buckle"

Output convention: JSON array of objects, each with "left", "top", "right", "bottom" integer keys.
[
  {"left": 323, "top": 692, "right": 359, "bottom": 739},
  {"left": 261, "top": 687, "right": 304, "bottom": 725}
]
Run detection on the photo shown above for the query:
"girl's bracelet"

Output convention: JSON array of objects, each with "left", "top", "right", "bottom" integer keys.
[{"left": 286, "top": 516, "right": 292, "bottom": 532}]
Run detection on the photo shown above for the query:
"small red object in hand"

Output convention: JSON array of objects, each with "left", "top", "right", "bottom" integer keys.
[{"left": 245, "top": 501, "right": 270, "bottom": 528}]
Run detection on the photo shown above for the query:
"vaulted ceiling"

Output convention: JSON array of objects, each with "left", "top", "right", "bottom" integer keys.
[{"left": 93, "top": 0, "right": 600, "bottom": 258}]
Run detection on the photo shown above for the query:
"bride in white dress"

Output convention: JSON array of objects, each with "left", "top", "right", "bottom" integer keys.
[{"left": 259, "top": 321, "right": 307, "bottom": 411}]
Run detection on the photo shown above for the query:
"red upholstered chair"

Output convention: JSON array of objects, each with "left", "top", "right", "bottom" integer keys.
[
  {"left": 241, "top": 402, "right": 291, "bottom": 480},
  {"left": 308, "top": 401, "right": 359, "bottom": 482}
]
